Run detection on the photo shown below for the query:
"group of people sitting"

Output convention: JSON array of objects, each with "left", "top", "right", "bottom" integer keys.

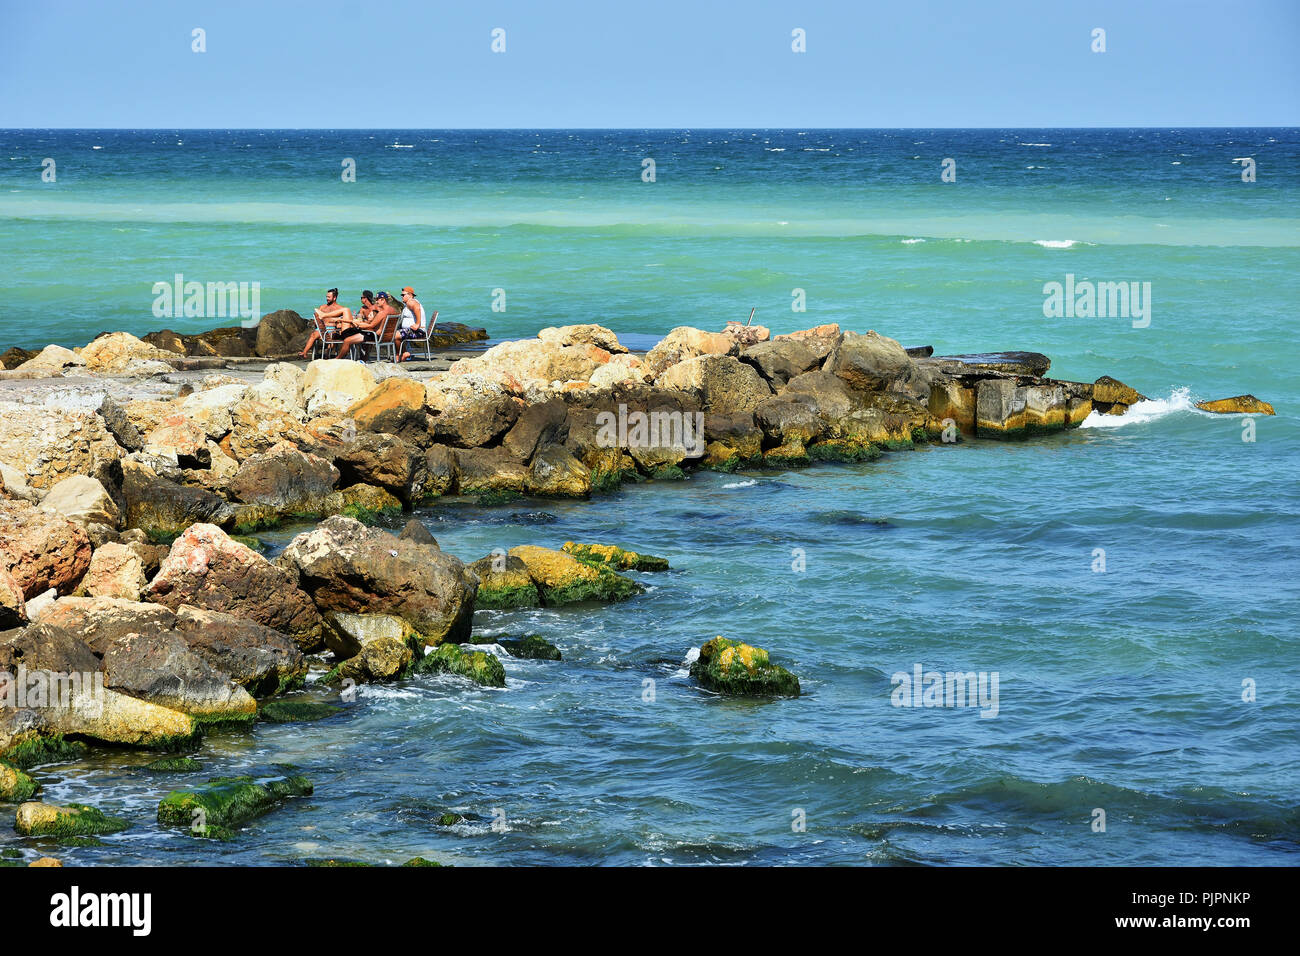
[{"left": 299, "top": 286, "right": 432, "bottom": 362}]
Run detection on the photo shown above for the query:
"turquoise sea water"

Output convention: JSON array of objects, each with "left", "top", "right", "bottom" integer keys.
[{"left": 1, "top": 130, "right": 1297, "bottom": 865}]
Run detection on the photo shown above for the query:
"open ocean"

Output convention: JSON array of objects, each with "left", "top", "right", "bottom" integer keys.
[{"left": 1, "top": 129, "right": 1297, "bottom": 865}]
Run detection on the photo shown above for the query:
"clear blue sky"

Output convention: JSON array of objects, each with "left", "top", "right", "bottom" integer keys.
[{"left": 1, "top": 0, "right": 1296, "bottom": 127}]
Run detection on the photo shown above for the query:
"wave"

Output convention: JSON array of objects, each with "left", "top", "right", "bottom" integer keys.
[
  {"left": 901, "top": 238, "right": 926, "bottom": 244},
  {"left": 1033, "top": 239, "right": 1080, "bottom": 248},
  {"left": 721, "top": 478, "right": 758, "bottom": 489},
  {"left": 1079, "top": 386, "right": 1200, "bottom": 429}
]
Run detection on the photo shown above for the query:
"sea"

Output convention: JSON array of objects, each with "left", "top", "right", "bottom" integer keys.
[{"left": 0, "top": 129, "right": 1296, "bottom": 865}]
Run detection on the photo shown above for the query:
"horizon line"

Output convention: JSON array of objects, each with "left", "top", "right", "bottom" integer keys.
[{"left": 3, "top": 125, "right": 1297, "bottom": 132}]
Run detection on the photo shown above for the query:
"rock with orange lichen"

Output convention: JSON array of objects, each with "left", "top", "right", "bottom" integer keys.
[{"left": 689, "top": 636, "right": 800, "bottom": 697}]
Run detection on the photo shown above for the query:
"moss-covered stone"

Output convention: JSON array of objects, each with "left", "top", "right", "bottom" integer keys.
[
  {"left": 230, "top": 534, "right": 266, "bottom": 553},
  {"left": 468, "top": 554, "right": 541, "bottom": 610},
  {"left": 145, "top": 756, "right": 204, "bottom": 773},
  {"left": 508, "top": 544, "right": 643, "bottom": 606},
  {"left": 403, "top": 856, "right": 445, "bottom": 866},
  {"left": 413, "top": 644, "right": 506, "bottom": 688},
  {"left": 763, "top": 442, "right": 811, "bottom": 467},
  {"left": 15, "top": 802, "right": 129, "bottom": 837},
  {"left": 474, "top": 489, "right": 523, "bottom": 507},
  {"left": 307, "top": 858, "right": 372, "bottom": 867},
  {"left": 1, "top": 734, "right": 87, "bottom": 771},
  {"left": 562, "top": 541, "right": 670, "bottom": 572},
  {"left": 0, "top": 763, "right": 39, "bottom": 802},
  {"left": 471, "top": 633, "right": 562, "bottom": 661},
  {"left": 648, "top": 464, "right": 687, "bottom": 481},
  {"left": 807, "top": 439, "right": 882, "bottom": 463},
  {"left": 258, "top": 699, "right": 346, "bottom": 723},
  {"left": 689, "top": 636, "right": 801, "bottom": 698},
  {"left": 157, "top": 773, "right": 313, "bottom": 838}
]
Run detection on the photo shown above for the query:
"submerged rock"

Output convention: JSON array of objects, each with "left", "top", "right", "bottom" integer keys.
[
  {"left": 145, "top": 756, "right": 204, "bottom": 773},
  {"left": 1195, "top": 395, "right": 1275, "bottom": 415},
  {"left": 412, "top": 643, "right": 506, "bottom": 687},
  {"left": 258, "top": 699, "right": 345, "bottom": 723},
  {"left": 157, "top": 773, "right": 313, "bottom": 839},
  {"left": 689, "top": 636, "right": 801, "bottom": 697},
  {"left": 471, "top": 633, "right": 562, "bottom": 661}
]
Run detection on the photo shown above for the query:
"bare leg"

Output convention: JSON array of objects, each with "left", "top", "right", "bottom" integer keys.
[{"left": 335, "top": 331, "right": 364, "bottom": 360}]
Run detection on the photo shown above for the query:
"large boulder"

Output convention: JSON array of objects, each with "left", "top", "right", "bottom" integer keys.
[
  {"left": 772, "top": 323, "right": 843, "bottom": 360},
  {"left": 301, "top": 359, "right": 378, "bottom": 418},
  {"left": 248, "top": 363, "right": 306, "bottom": 418},
  {"left": 77, "top": 543, "right": 147, "bottom": 601},
  {"left": 30, "top": 597, "right": 177, "bottom": 656},
  {"left": 657, "top": 354, "right": 773, "bottom": 414},
  {"left": 38, "top": 475, "right": 121, "bottom": 539},
  {"left": 456, "top": 446, "right": 529, "bottom": 497},
  {"left": 0, "top": 622, "right": 101, "bottom": 675},
  {"left": 0, "top": 500, "right": 92, "bottom": 599},
  {"left": 446, "top": 339, "right": 608, "bottom": 390},
  {"left": 587, "top": 353, "right": 644, "bottom": 390},
  {"left": 825, "top": 330, "right": 926, "bottom": 397},
  {"left": 641, "top": 327, "right": 737, "bottom": 381},
  {"left": 278, "top": 516, "right": 477, "bottom": 646},
  {"left": 333, "top": 434, "right": 421, "bottom": 503},
  {"left": 143, "top": 415, "right": 211, "bottom": 469},
  {"left": 176, "top": 383, "right": 250, "bottom": 440},
  {"left": 502, "top": 399, "right": 569, "bottom": 461},
  {"left": 739, "top": 340, "right": 823, "bottom": 388},
  {"left": 415, "top": 444, "right": 458, "bottom": 502},
  {"left": 224, "top": 399, "right": 309, "bottom": 462},
  {"left": 80, "top": 333, "right": 178, "bottom": 373},
  {"left": 144, "top": 524, "right": 324, "bottom": 652},
  {"left": 321, "top": 611, "right": 425, "bottom": 662},
  {"left": 15, "top": 345, "right": 85, "bottom": 374},
  {"left": 38, "top": 684, "right": 200, "bottom": 749},
  {"left": 536, "top": 324, "right": 628, "bottom": 353},
  {"left": 172, "top": 605, "right": 306, "bottom": 697},
  {"left": 227, "top": 441, "right": 340, "bottom": 518},
  {"left": 120, "top": 461, "right": 235, "bottom": 541},
  {"left": 346, "top": 377, "right": 428, "bottom": 439},
  {"left": 425, "top": 376, "right": 522, "bottom": 447},
  {"left": 100, "top": 631, "right": 257, "bottom": 724},
  {"left": 975, "top": 379, "right": 1069, "bottom": 439},
  {"left": 255, "top": 309, "right": 309, "bottom": 357},
  {"left": 0, "top": 401, "right": 123, "bottom": 491},
  {"left": 525, "top": 444, "right": 591, "bottom": 498}
]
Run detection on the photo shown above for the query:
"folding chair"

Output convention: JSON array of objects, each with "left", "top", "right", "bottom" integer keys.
[
  {"left": 356, "top": 311, "right": 397, "bottom": 363},
  {"left": 310, "top": 312, "right": 348, "bottom": 360},
  {"left": 400, "top": 309, "right": 438, "bottom": 361}
]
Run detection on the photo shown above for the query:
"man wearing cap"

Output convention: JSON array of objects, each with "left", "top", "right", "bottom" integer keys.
[{"left": 397, "top": 286, "right": 429, "bottom": 362}]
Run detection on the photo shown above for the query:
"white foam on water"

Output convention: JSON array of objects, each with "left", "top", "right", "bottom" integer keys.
[
  {"left": 722, "top": 478, "right": 758, "bottom": 489},
  {"left": 901, "top": 238, "right": 926, "bottom": 244},
  {"left": 1079, "top": 386, "right": 1199, "bottom": 429},
  {"left": 1033, "top": 239, "right": 1078, "bottom": 248},
  {"left": 684, "top": 647, "right": 700, "bottom": 665}
]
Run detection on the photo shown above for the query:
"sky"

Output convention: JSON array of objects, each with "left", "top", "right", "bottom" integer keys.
[{"left": 0, "top": 0, "right": 1296, "bottom": 128}]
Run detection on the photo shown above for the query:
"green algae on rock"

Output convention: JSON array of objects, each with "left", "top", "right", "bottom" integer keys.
[
  {"left": 0, "top": 734, "right": 87, "bottom": 770},
  {"left": 508, "top": 544, "right": 643, "bottom": 606},
  {"left": 471, "top": 633, "right": 562, "bottom": 661},
  {"left": 467, "top": 553, "right": 541, "bottom": 610},
  {"left": 561, "top": 541, "right": 670, "bottom": 572},
  {"left": 689, "top": 636, "right": 801, "bottom": 698},
  {"left": 258, "top": 699, "right": 346, "bottom": 723},
  {"left": 0, "top": 763, "right": 39, "bottom": 802},
  {"left": 144, "top": 756, "right": 204, "bottom": 773},
  {"left": 413, "top": 643, "right": 506, "bottom": 688},
  {"left": 15, "top": 801, "right": 129, "bottom": 837},
  {"left": 157, "top": 773, "right": 313, "bottom": 839}
]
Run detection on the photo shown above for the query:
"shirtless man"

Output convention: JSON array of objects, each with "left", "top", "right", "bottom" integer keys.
[
  {"left": 335, "top": 290, "right": 398, "bottom": 359},
  {"left": 299, "top": 288, "right": 356, "bottom": 358}
]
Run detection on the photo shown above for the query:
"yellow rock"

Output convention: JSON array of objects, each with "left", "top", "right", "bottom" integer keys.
[
  {"left": 29, "top": 857, "right": 63, "bottom": 867},
  {"left": 1194, "top": 395, "right": 1275, "bottom": 415}
]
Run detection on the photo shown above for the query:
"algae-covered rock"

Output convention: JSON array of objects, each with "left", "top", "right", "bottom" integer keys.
[
  {"left": 471, "top": 633, "right": 561, "bottom": 661},
  {"left": 467, "top": 553, "right": 541, "bottom": 610},
  {"left": 257, "top": 699, "right": 345, "bottom": 723},
  {"left": 561, "top": 541, "right": 669, "bottom": 572},
  {"left": 1195, "top": 394, "right": 1275, "bottom": 415},
  {"left": 15, "top": 801, "right": 129, "bottom": 837},
  {"left": 157, "top": 773, "right": 313, "bottom": 839},
  {"left": 689, "top": 636, "right": 800, "bottom": 697},
  {"left": 403, "top": 856, "right": 445, "bottom": 867},
  {"left": 507, "top": 544, "right": 643, "bottom": 606},
  {"left": 320, "top": 635, "right": 415, "bottom": 685},
  {"left": 0, "top": 733, "right": 87, "bottom": 770},
  {"left": 0, "top": 763, "right": 39, "bottom": 802},
  {"left": 412, "top": 643, "right": 506, "bottom": 687},
  {"left": 145, "top": 756, "right": 204, "bottom": 773}
]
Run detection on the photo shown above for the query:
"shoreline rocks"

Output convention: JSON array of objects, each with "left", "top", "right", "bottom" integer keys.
[{"left": 689, "top": 637, "right": 801, "bottom": 697}]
